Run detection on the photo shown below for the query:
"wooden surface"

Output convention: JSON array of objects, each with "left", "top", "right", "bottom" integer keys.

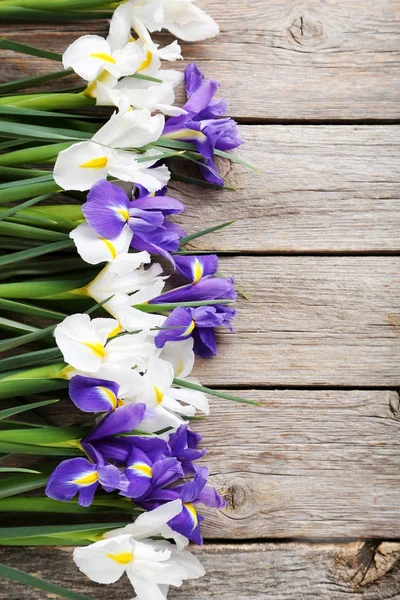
[{"left": 1, "top": 1, "right": 400, "bottom": 598}]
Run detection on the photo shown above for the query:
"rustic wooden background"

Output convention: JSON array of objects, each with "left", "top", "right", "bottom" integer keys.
[{"left": 1, "top": 1, "right": 400, "bottom": 598}]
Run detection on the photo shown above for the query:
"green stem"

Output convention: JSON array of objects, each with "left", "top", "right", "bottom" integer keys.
[{"left": 0, "top": 142, "right": 72, "bottom": 166}]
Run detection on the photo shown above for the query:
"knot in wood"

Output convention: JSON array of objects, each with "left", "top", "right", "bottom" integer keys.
[
  {"left": 333, "top": 542, "right": 400, "bottom": 588},
  {"left": 389, "top": 392, "right": 400, "bottom": 421},
  {"left": 225, "top": 483, "right": 248, "bottom": 511},
  {"left": 288, "top": 14, "right": 324, "bottom": 47}
]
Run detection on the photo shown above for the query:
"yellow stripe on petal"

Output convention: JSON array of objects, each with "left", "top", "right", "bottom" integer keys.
[
  {"left": 192, "top": 258, "right": 203, "bottom": 283},
  {"left": 129, "top": 462, "right": 153, "bottom": 477},
  {"left": 108, "top": 323, "right": 123, "bottom": 338},
  {"left": 74, "top": 471, "right": 99, "bottom": 486},
  {"left": 98, "top": 386, "right": 118, "bottom": 410},
  {"left": 166, "top": 129, "right": 207, "bottom": 142},
  {"left": 79, "top": 156, "right": 108, "bottom": 170},
  {"left": 106, "top": 551, "right": 133, "bottom": 565},
  {"left": 184, "top": 502, "right": 198, "bottom": 526},
  {"left": 116, "top": 207, "right": 130, "bottom": 221},
  {"left": 101, "top": 238, "right": 117, "bottom": 260},
  {"left": 154, "top": 386, "right": 164, "bottom": 404},
  {"left": 138, "top": 49, "right": 152, "bottom": 72},
  {"left": 183, "top": 320, "right": 196, "bottom": 336},
  {"left": 83, "top": 341, "right": 105, "bottom": 359},
  {"left": 89, "top": 52, "right": 116, "bottom": 64}
]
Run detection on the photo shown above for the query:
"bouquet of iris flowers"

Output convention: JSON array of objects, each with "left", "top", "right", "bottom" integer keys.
[{"left": 0, "top": 1, "right": 258, "bottom": 598}]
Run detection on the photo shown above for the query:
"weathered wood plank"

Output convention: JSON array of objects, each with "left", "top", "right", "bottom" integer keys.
[
  {"left": 175, "top": 125, "right": 400, "bottom": 253},
  {"left": 192, "top": 256, "right": 400, "bottom": 387},
  {"left": 23, "top": 389, "right": 400, "bottom": 539},
  {"left": 1, "top": 1, "right": 400, "bottom": 120},
  {"left": 1, "top": 541, "right": 400, "bottom": 599}
]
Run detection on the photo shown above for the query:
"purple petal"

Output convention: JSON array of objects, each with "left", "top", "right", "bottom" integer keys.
[
  {"left": 128, "top": 207, "right": 165, "bottom": 232},
  {"left": 78, "top": 484, "right": 98, "bottom": 507},
  {"left": 152, "top": 457, "right": 183, "bottom": 488},
  {"left": 132, "top": 195, "right": 185, "bottom": 215},
  {"left": 167, "top": 504, "right": 204, "bottom": 545},
  {"left": 84, "top": 404, "right": 146, "bottom": 442},
  {"left": 124, "top": 476, "right": 153, "bottom": 499},
  {"left": 174, "top": 255, "right": 218, "bottom": 283},
  {"left": 130, "top": 436, "right": 169, "bottom": 462},
  {"left": 45, "top": 458, "right": 98, "bottom": 503},
  {"left": 154, "top": 307, "right": 194, "bottom": 348},
  {"left": 193, "top": 327, "right": 217, "bottom": 358},
  {"left": 198, "top": 485, "right": 227, "bottom": 509},
  {"left": 98, "top": 464, "right": 122, "bottom": 492},
  {"left": 199, "top": 158, "right": 224, "bottom": 186},
  {"left": 83, "top": 180, "right": 130, "bottom": 239},
  {"left": 180, "top": 468, "right": 208, "bottom": 503},
  {"left": 151, "top": 276, "right": 235, "bottom": 304},
  {"left": 69, "top": 376, "right": 121, "bottom": 413}
]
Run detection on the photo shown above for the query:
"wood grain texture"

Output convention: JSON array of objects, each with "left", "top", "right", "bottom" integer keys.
[
  {"left": 1, "top": 541, "right": 400, "bottom": 599},
  {"left": 191, "top": 256, "right": 400, "bottom": 386},
  {"left": 173, "top": 125, "right": 400, "bottom": 252},
  {"left": 1, "top": 1, "right": 400, "bottom": 120}
]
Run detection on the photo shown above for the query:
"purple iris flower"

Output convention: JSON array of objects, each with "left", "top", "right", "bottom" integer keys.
[
  {"left": 82, "top": 180, "right": 186, "bottom": 262},
  {"left": 154, "top": 304, "right": 237, "bottom": 358},
  {"left": 174, "top": 254, "right": 218, "bottom": 283},
  {"left": 166, "top": 468, "right": 226, "bottom": 545},
  {"left": 45, "top": 446, "right": 121, "bottom": 508},
  {"left": 69, "top": 375, "right": 123, "bottom": 413},
  {"left": 168, "top": 423, "right": 206, "bottom": 475},
  {"left": 82, "top": 403, "right": 148, "bottom": 465},
  {"left": 120, "top": 445, "right": 183, "bottom": 501},
  {"left": 163, "top": 64, "right": 243, "bottom": 185},
  {"left": 151, "top": 275, "right": 236, "bottom": 305}
]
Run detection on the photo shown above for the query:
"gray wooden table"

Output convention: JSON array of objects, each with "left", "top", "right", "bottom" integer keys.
[{"left": 0, "top": 1, "right": 400, "bottom": 598}]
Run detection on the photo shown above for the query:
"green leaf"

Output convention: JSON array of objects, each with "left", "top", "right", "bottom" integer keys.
[
  {"left": 179, "top": 220, "right": 235, "bottom": 246},
  {"left": 0, "top": 398, "right": 58, "bottom": 421},
  {"left": 0, "top": 563, "right": 94, "bottom": 600},
  {"left": 131, "top": 72, "right": 163, "bottom": 84},
  {"left": 0, "top": 298, "right": 66, "bottom": 320},
  {"left": 0, "top": 425, "right": 87, "bottom": 446},
  {"left": 0, "top": 239, "right": 74, "bottom": 269},
  {"left": 0, "top": 7, "right": 114, "bottom": 21},
  {"left": 0, "top": 467, "right": 40, "bottom": 474},
  {"left": 173, "top": 378, "right": 261, "bottom": 406},
  {"left": 0, "top": 37, "right": 62, "bottom": 62},
  {"left": 0, "top": 363, "right": 67, "bottom": 400},
  {"left": 2, "top": 93, "right": 94, "bottom": 111},
  {"left": 0, "top": 178, "right": 60, "bottom": 204},
  {"left": 171, "top": 173, "right": 232, "bottom": 190},
  {"left": 0, "top": 193, "right": 54, "bottom": 222},
  {"left": 0, "top": 521, "right": 128, "bottom": 546},
  {"left": 0, "top": 120, "right": 90, "bottom": 142},
  {"left": 0, "top": 441, "right": 80, "bottom": 456},
  {"left": 1, "top": 0, "right": 122, "bottom": 9},
  {"left": 135, "top": 299, "right": 234, "bottom": 313},
  {"left": 0, "top": 316, "right": 38, "bottom": 335},
  {"left": 0, "top": 38, "right": 62, "bottom": 61},
  {"left": 0, "top": 142, "right": 72, "bottom": 166},
  {"left": 0, "top": 471, "right": 49, "bottom": 499},
  {"left": 0, "top": 68, "right": 74, "bottom": 95},
  {"left": 0, "top": 347, "right": 62, "bottom": 373},
  {"left": 214, "top": 148, "right": 260, "bottom": 173},
  {"left": 0, "top": 165, "right": 49, "bottom": 181},
  {"left": 0, "top": 221, "right": 68, "bottom": 242},
  {"left": 0, "top": 105, "right": 99, "bottom": 121},
  {"left": 0, "top": 496, "right": 133, "bottom": 514}
]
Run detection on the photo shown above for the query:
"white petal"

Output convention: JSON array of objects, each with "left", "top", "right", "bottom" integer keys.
[
  {"left": 138, "top": 404, "right": 184, "bottom": 432},
  {"left": 110, "top": 40, "right": 147, "bottom": 78},
  {"left": 53, "top": 141, "right": 111, "bottom": 192},
  {"left": 164, "top": 3, "right": 219, "bottom": 41},
  {"left": 146, "top": 357, "right": 174, "bottom": 392},
  {"left": 106, "top": 500, "right": 183, "bottom": 540},
  {"left": 93, "top": 105, "right": 164, "bottom": 148},
  {"left": 73, "top": 535, "right": 132, "bottom": 584},
  {"left": 63, "top": 35, "right": 113, "bottom": 81},
  {"left": 70, "top": 223, "right": 133, "bottom": 265},
  {"left": 107, "top": 2, "right": 133, "bottom": 52},
  {"left": 54, "top": 313, "right": 113, "bottom": 372},
  {"left": 162, "top": 394, "right": 196, "bottom": 417},
  {"left": 157, "top": 40, "right": 182, "bottom": 62},
  {"left": 159, "top": 524, "right": 189, "bottom": 550},
  {"left": 160, "top": 338, "right": 195, "bottom": 379},
  {"left": 129, "top": 576, "right": 169, "bottom": 600},
  {"left": 171, "top": 387, "right": 210, "bottom": 415}
]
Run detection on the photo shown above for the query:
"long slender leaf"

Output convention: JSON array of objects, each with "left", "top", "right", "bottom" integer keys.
[
  {"left": 173, "top": 378, "right": 261, "bottom": 406},
  {"left": 0, "top": 467, "right": 40, "bottom": 474},
  {"left": 0, "top": 564, "right": 94, "bottom": 600},
  {"left": 0, "top": 299, "right": 66, "bottom": 321},
  {"left": 0, "top": 142, "right": 72, "bottom": 166},
  {"left": 0, "top": 317, "right": 37, "bottom": 335},
  {"left": 179, "top": 220, "right": 236, "bottom": 246},
  {"left": 171, "top": 172, "right": 231, "bottom": 190},
  {"left": 0, "top": 239, "right": 74, "bottom": 268},
  {"left": 0, "top": 399, "right": 58, "bottom": 421},
  {"left": 0, "top": 221, "right": 68, "bottom": 242},
  {"left": 0, "top": 105, "right": 98, "bottom": 120},
  {"left": 0, "top": 178, "right": 59, "bottom": 204},
  {"left": 0, "top": 68, "right": 74, "bottom": 95},
  {"left": 0, "top": 193, "right": 53, "bottom": 222},
  {"left": 0, "top": 7, "right": 115, "bottom": 21},
  {"left": 0, "top": 38, "right": 62, "bottom": 61},
  {"left": 214, "top": 148, "right": 260, "bottom": 173},
  {"left": 0, "top": 471, "right": 50, "bottom": 499},
  {"left": 0, "top": 0, "right": 121, "bottom": 9},
  {"left": 0, "top": 347, "right": 62, "bottom": 373},
  {"left": 0, "top": 425, "right": 87, "bottom": 446},
  {"left": 0, "top": 120, "right": 90, "bottom": 142},
  {"left": 0, "top": 441, "right": 81, "bottom": 456},
  {"left": 0, "top": 496, "right": 133, "bottom": 514}
]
